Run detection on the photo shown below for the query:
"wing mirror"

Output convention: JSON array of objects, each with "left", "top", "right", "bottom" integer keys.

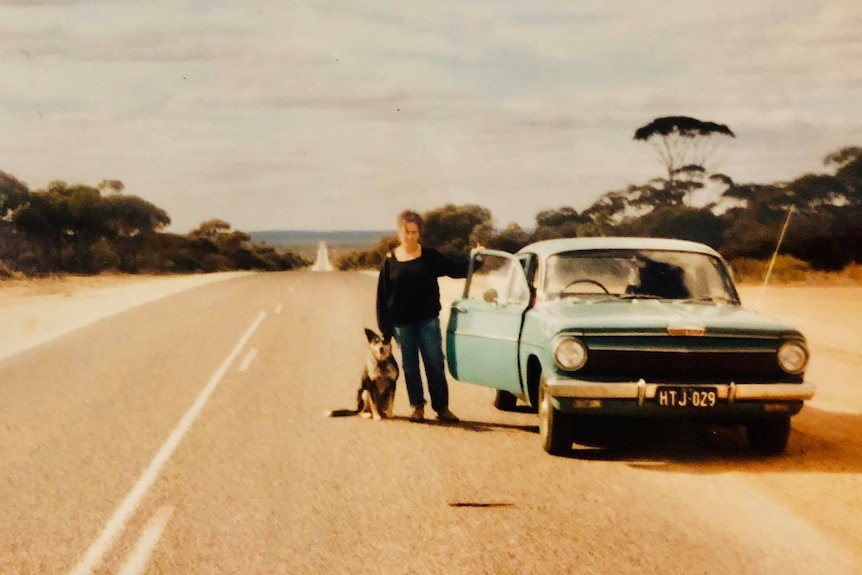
[{"left": 483, "top": 288, "right": 499, "bottom": 304}]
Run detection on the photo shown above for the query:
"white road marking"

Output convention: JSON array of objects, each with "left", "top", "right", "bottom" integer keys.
[
  {"left": 238, "top": 348, "right": 258, "bottom": 372},
  {"left": 117, "top": 506, "right": 174, "bottom": 575},
  {"left": 275, "top": 303, "right": 283, "bottom": 314},
  {"left": 68, "top": 311, "right": 267, "bottom": 575}
]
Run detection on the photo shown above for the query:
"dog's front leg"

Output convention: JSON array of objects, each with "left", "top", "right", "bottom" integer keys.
[
  {"left": 368, "top": 395, "right": 383, "bottom": 421},
  {"left": 383, "top": 395, "right": 395, "bottom": 419},
  {"left": 359, "top": 389, "right": 373, "bottom": 419}
]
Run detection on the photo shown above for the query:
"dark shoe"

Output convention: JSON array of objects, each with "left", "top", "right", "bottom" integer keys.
[
  {"left": 408, "top": 407, "right": 425, "bottom": 422},
  {"left": 436, "top": 408, "right": 460, "bottom": 422}
]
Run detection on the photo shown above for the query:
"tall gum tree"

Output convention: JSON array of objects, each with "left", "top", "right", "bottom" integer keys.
[{"left": 633, "top": 116, "right": 736, "bottom": 205}]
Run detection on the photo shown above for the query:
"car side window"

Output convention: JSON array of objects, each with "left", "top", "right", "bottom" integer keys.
[
  {"left": 508, "top": 267, "right": 531, "bottom": 305},
  {"left": 466, "top": 253, "right": 528, "bottom": 305}
]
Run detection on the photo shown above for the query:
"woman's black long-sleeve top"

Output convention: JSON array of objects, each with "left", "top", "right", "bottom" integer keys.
[{"left": 376, "top": 246, "right": 470, "bottom": 340}]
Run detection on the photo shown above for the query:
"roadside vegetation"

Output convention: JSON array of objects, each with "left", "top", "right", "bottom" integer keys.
[
  {"left": 3, "top": 116, "right": 860, "bottom": 282},
  {"left": 730, "top": 257, "right": 862, "bottom": 286},
  {"left": 337, "top": 117, "right": 862, "bottom": 284},
  {"left": 0, "top": 178, "right": 309, "bottom": 278}
]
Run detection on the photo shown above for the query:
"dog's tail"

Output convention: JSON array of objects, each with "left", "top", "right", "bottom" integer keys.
[{"left": 324, "top": 408, "right": 361, "bottom": 417}]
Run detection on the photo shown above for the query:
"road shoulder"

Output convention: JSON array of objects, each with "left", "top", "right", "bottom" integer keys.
[{"left": 0, "top": 272, "right": 255, "bottom": 362}]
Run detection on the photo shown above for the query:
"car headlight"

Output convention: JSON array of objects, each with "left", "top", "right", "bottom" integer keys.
[
  {"left": 555, "top": 337, "right": 588, "bottom": 371},
  {"left": 777, "top": 341, "right": 808, "bottom": 374}
]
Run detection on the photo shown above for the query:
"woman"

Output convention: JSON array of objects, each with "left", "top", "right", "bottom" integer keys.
[{"left": 376, "top": 210, "right": 477, "bottom": 422}]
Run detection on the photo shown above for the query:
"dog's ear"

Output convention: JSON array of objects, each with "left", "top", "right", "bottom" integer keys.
[{"left": 364, "top": 328, "right": 379, "bottom": 342}]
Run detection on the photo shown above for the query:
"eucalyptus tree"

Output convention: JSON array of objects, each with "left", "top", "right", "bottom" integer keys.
[
  {"left": 189, "top": 218, "right": 233, "bottom": 242},
  {"left": 716, "top": 144, "right": 862, "bottom": 269},
  {"left": 104, "top": 194, "right": 171, "bottom": 272},
  {"left": 483, "top": 222, "right": 530, "bottom": 252},
  {"left": 12, "top": 181, "right": 170, "bottom": 273},
  {"left": 633, "top": 116, "right": 735, "bottom": 205},
  {"left": 823, "top": 146, "right": 862, "bottom": 205},
  {"left": 0, "top": 170, "right": 29, "bottom": 219},
  {"left": 11, "top": 182, "right": 104, "bottom": 272},
  {"left": 422, "top": 204, "right": 492, "bottom": 257}
]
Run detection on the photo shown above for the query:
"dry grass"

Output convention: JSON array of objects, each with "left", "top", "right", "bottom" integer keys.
[
  {"left": 732, "top": 257, "right": 862, "bottom": 286},
  {"left": 0, "top": 273, "right": 171, "bottom": 306}
]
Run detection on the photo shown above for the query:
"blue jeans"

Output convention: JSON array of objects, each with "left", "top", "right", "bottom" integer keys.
[{"left": 393, "top": 316, "right": 449, "bottom": 413}]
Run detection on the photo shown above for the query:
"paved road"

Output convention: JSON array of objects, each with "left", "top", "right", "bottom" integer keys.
[
  {"left": 1, "top": 271, "right": 859, "bottom": 574},
  {"left": 0, "top": 272, "right": 252, "bottom": 363},
  {"left": 311, "top": 241, "right": 334, "bottom": 272}
]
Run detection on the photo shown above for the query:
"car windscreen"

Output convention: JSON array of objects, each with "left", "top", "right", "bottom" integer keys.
[{"left": 542, "top": 249, "right": 738, "bottom": 303}]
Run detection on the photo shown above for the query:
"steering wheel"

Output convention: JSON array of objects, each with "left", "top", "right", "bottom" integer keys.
[{"left": 559, "top": 278, "right": 610, "bottom": 297}]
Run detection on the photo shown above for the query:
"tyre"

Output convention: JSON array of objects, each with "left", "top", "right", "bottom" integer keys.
[
  {"left": 538, "top": 376, "right": 573, "bottom": 456},
  {"left": 493, "top": 390, "right": 517, "bottom": 411},
  {"left": 746, "top": 416, "right": 791, "bottom": 455}
]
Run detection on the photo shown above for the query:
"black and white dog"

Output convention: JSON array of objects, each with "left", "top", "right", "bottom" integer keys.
[{"left": 326, "top": 328, "right": 399, "bottom": 420}]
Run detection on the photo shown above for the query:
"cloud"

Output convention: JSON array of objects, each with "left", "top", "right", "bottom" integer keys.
[
  {"left": 0, "top": 22, "right": 252, "bottom": 63},
  {"left": 1, "top": 0, "right": 860, "bottom": 232},
  {"left": 0, "top": 0, "right": 112, "bottom": 5}
]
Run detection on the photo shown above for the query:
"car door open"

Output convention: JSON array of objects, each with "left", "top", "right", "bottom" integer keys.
[{"left": 445, "top": 250, "right": 530, "bottom": 394}]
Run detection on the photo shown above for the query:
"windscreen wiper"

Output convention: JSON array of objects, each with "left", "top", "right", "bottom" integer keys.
[
  {"left": 675, "top": 296, "right": 737, "bottom": 305},
  {"left": 618, "top": 293, "right": 661, "bottom": 300}
]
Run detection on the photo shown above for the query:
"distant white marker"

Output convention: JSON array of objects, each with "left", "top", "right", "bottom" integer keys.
[{"left": 275, "top": 303, "right": 283, "bottom": 314}]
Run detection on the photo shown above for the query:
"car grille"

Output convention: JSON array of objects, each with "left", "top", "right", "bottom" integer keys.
[{"left": 578, "top": 336, "right": 795, "bottom": 383}]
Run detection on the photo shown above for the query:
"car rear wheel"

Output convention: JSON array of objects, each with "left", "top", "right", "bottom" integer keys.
[
  {"left": 746, "top": 416, "right": 791, "bottom": 455},
  {"left": 539, "top": 376, "right": 573, "bottom": 456},
  {"left": 493, "top": 390, "right": 517, "bottom": 411}
]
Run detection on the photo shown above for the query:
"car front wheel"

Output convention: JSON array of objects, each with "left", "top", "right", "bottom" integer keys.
[
  {"left": 539, "top": 376, "right": 573, "bottom": 456},
  {"left": 746, "top": 416, "right": 791, "bottom": 455}
]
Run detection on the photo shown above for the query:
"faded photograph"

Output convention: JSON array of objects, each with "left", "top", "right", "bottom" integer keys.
[{"left": 1, "top": 2, "right": 861, "bottom": 574}]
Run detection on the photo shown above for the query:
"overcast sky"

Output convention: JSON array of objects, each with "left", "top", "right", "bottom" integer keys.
[{"left": 1, "top": 1, "right": 860, "bottom": 233}]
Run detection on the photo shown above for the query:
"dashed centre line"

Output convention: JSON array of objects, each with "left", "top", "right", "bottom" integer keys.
[
  {"left": 68, "top": 311, "right": 267, "bottom": 575},
  {"left": 117, "top": 506, "right": 174, "bottom": 575},
  {"left": 238, "top": 348, "right": 258, "bottom": 372}
]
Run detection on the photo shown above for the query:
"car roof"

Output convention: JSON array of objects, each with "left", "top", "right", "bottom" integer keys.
[{"left": 516, "top": 237, "right": 722, "bottom": 259}]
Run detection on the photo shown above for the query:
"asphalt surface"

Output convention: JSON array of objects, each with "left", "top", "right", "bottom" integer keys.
[{"left": 1, "top": 271, "right": 859, "bottom": 574}]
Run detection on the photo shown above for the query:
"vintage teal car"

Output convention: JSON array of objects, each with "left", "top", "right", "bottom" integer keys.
[{"left": 446, "top": 237, "right": 814, "bottom": 456}]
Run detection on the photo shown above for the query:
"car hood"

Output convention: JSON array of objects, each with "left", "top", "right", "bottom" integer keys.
[{"left": 531, "top": 299, "right": 803, "bottom": 338}]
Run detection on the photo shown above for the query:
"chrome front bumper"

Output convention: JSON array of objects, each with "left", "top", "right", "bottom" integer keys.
[{"left": 545, "top": 378, "right": 815, "bottom": 405}]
